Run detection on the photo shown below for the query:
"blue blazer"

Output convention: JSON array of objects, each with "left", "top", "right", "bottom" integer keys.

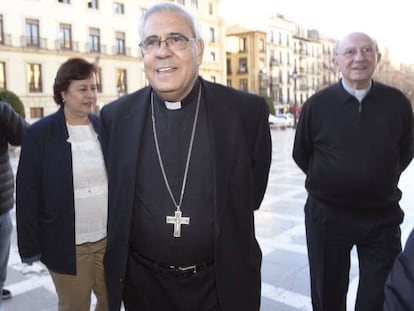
[
  {"left": 100, "top": 78, "right": 272, "bottom": 311},
  {"left": 16, "top": 107, "right": 99, "bottom": 274}
]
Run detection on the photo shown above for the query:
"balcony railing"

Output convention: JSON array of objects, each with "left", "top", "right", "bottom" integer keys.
[
  {"left": 112, "top": 46, "right": 131, "bottom": 56},
  {"left": 0, "top": 36, "right": 136, "bottom": 58},
  {"left": 21, "top": 36, "right": 48, "bottom": 49},
  {"left": 54, "top": 40, "right": 80, "bottom": 52},
  {"left": 85, "top": 43, "right": 107, "bottom": 54},
  {"left": 0, "top": 33, "right": 12, "bottom": 46}
]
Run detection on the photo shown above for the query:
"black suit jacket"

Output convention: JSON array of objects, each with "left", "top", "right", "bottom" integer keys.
[
  {"left": 99, "top": 79, "right": 272, "bottom": 310},
  {"left": 384, "top": 228, "right": 414, "bottom": 311}
]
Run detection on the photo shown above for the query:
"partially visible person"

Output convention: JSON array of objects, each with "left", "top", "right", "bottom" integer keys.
[
  {"left": 384, "top": 228, "right": 414, "bottom": 310},
  {"left": 16, "top": 58, "right": 108, "bottom": 311},
  {"left": 0, "top": 98, "right": 28, "bottom": 308},
  {"left": 99, "top": 3, "right": 272, "bottom": 310},
  {"left": 293, "top": 32, "right": 414, "bottom": 311}
]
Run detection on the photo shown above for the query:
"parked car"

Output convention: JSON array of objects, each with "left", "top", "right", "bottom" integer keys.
[{"left": 269, "top": 113, "right": 293, "bottom": 129}]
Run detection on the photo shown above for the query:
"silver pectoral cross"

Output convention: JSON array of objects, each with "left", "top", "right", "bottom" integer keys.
[{"left": 166, "top": 210, "right": 190, "bottom": 238}]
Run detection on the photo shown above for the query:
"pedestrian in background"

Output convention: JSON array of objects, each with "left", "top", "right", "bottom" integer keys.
[
  {"left": 16, "top": 58, "right": 108, "bottom": 311},
  {"left": 0, "top": 98, "right": 28, "bottom": 309},
  {"left": 99, "top": 3, "right": 271, "bottom": 310},
  {"left": 293, "top": 32, "right": 414, "bottom": 311}
]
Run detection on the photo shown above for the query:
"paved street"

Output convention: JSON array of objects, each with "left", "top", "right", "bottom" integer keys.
[{"left": 4, "top": 128, "right": 414, "bottom": 310}]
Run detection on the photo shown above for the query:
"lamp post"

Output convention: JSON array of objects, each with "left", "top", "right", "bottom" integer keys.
[{"left": 291, "top": 69, "right": 298, "bottom": 128}]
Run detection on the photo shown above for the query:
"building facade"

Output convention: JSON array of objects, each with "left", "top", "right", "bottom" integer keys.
[
  {"left": 1, "top": 0, "right": 339, "bottom": 122},
  {"left": 0, "top": 0, "right": 224, "bottom": 121},
  {"left": 225, "top": 13, "right": 337, "bottom": 115}
]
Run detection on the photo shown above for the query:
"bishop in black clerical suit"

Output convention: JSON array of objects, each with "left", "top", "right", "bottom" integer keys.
[{"left": 99, "top": 3, "right": 272, "bottom": 311}]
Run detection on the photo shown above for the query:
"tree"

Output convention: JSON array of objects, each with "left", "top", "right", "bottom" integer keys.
[
  {"left": 263, "top": 94, "right": 276, "bottom": 115},
  {"left": 0, "top": 89, "right": 26, "bottom": 118}
]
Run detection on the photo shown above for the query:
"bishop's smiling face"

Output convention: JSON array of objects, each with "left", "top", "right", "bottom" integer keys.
[{"left": 141, "top": 10, "right": 204, "bottom": 102}]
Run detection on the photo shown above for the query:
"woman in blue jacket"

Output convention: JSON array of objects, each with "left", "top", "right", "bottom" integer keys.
[{"left": 16, "top": 58, "right": 108, "bottom": 311}]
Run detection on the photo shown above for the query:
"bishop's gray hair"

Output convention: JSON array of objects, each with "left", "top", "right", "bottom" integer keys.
[{"left": 138, "top": 3, "right": 202, "bottom": 42}]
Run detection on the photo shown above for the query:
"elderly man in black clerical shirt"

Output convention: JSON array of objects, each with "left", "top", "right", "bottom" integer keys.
[{"left": 99, "top": 3, "right": 272, "bottom": 311}]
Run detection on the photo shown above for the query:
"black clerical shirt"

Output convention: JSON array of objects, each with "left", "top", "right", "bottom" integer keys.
[{"left": 130, "top": 83, "right": 215, "bottom": 266}]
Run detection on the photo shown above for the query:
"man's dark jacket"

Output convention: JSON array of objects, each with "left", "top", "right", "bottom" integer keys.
[
  {"left": 99, "top": 79, "right": 272, "bottom": 310},
  {"left": 16, "top": 108, "right": 99, "bottom": 273},
  {"left": 0, "top": 101, "right": 27, "bottom": 216},
  {"left": 384, "top": 228, "right": 414, "bottom": 310}
]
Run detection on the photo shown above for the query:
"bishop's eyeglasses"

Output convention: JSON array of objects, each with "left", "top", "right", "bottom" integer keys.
[{"left": 139, "top": 34, "right": 196, "bottom": 54}]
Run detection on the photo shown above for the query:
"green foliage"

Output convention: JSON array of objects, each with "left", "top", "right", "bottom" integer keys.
[
  {"left": 0, "top": 89, "right": 26, "bottom": 118},
  {"left": 263, "top": 95, "right": 276, "bottom": 115}
]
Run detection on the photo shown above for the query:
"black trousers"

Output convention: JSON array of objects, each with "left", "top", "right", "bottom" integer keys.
[
  {"left": 305, "top": 196, "right": 402, "bottom": 311},
  {"left": 123, "top": 252, "right": 219, "bottom": 311}
]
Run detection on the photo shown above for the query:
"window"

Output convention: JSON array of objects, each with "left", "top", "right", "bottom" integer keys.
[
  {"left": 96, "top": 67, "right": 102, "bottom": 92},
  {"left": 25, "top": 19, "right": 40, "bottom": 47},
  {"left": 259, "top": 57, "right": 265, "bottom": 73},
  {"left": 208, "top": 3, "right": 213, "bottom": 14},
  {"left": 30, "top": 107, "right": 44, "bottom": 119},
  {"left": 115, "top": 31, "right": 125, "bottom": 55},
  {"left": 88, "top": 0, "right": 98, "bottom": 9},
  {"left": 59, "top": 24, "right": 72, "bottom": 50},
  {"left": 177, "top": 0, "right": 185, "bottom": 5},
  {"left": 238, "top": 57, "right": 248, "bottom": 73},
  {"left": 259, "top": 39, "right": 265, "bottom": 52},
  {"left": 191, "top": 0, "right": 198, "bottom": 9},
  {"left": 227, "top": 79, "right": 231, "bottom": 87},
  {"left": 27, "top": 63, "right": 42, "bottom": 92},
  {"left": 239, "top": 37, "right": 246, "bottom": 52},
  {"left": 58, "top": 0, "right": 70, "bottom": 3},
  {"left": 226, "top": 58, "right": 231, "bottom": 74},
  {"left": 239, "top": 79, "right": 248, "bottom": 92},
  {"left": 209, "top": 27, "right": 215, "bottom": 43},
  {"left": 114, "top": 2, "right": 124, "bottom": 14},
  {"left": 210, "top": 52, "right": 215, "bottom": 62},
  {"left": 89, "top": 28, "right": 100, "bottom": 53},
  {"left": 0, "top": 62, "right": 6, "bottom": 89},
  {"left": 116, "top": 69, "right": 127, "bottom": 95},
  {"left": 0, "top": 15, "right": 3, "bottom": 45}
]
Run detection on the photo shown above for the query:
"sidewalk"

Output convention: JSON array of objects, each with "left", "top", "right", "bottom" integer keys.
[{"left": 4, "top": 129, "right": 414, "bottom": 310}]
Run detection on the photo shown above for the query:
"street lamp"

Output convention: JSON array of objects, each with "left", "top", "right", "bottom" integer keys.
[{"left": 290, "top": 69, "right": 298, "bottom": 128}]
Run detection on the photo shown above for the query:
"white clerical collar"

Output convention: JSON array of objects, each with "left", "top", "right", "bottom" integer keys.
[
  {"left": 164, "top": 101, "right": 182, "bottom": 110},
  {"left": 341, "top": 80, "right": 371, "bottom": 102}
]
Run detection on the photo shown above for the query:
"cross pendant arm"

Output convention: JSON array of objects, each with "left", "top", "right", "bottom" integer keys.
[{"left": 166, "top": 210, "right": 190, "bottom": 238}]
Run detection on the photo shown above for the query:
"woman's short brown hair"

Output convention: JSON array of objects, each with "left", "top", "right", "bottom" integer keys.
[{"left": 53, "top": 58, "right": 96, "bottom": 106}]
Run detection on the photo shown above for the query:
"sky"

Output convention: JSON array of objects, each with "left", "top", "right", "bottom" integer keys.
[{"left": 219, "top": 0, "right": 414, "bottom": 65}]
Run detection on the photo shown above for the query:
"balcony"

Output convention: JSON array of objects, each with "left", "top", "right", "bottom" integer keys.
[
  {"left": 54, "top": 40, "right": 80, "bottom": 52},
  {"left": 269, "top": 57, "right": 279, "bottom": 66},
  {"left": 86, "top": 43, "right": 107, "bottom": 54},
  {"left": 238, "top": 66, "right": 248, "bottom": 74},
  {"left": 112, "top": 46, "right": 131, "bottom": 56},
  {"left": 0, "top": 33, "right": 12, "bottom": 46},
  {"left": 21, "top": 36, "right": 48, "bottom": 50}
]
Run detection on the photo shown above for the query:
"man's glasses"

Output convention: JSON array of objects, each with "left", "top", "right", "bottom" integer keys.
[
  {"left": 337, "top": 47, "right": 376, "bottom": 59},
  {"left": 139, "top": 34, "right": 196, "bottom": 54}
]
